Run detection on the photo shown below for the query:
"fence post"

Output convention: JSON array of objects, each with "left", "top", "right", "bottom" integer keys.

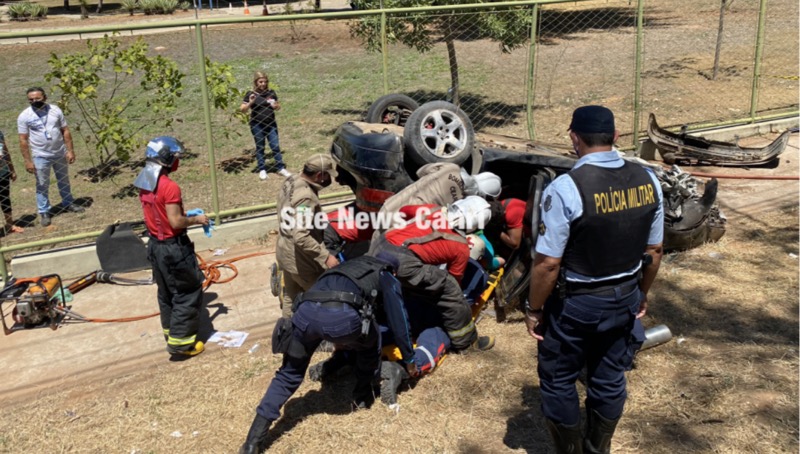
[
  {"left": 0, "top": 248, "right": 7, "bottom": 282},
  {"left": 632, "top": 0, "right": 645, "bottom": 150},
  {"left": 381, "top": 10, "right": 389, "bottom": 94},
  {"left": 525, "top": 3, "right": 539, "bottom": 141},
  {"left": 749, "top": 0, "right": 768, "bottom": 121},
  {"left": 194, "top": 24, "right": 221, "bottom": 223}
]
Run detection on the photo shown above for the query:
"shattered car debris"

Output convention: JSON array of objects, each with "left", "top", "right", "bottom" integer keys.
[{"left": 647, "top": 113, "right": 790, "bottom": 167}]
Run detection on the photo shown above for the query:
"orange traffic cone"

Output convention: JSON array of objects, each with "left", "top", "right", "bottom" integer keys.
[{"left": 243, "top": 0, "right": 250, "bottom": 14}]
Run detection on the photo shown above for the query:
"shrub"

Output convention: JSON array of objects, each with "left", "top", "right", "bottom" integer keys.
[
  {"left": 7, "top": 2, "right": 48, "bottom": 21},
  {"left": 121, "top": 0, "right": 138, "bottom": 15},
  {"left": 139, "top": 0, "right": 177, "bottom": 14},
  {"left": 178, "top": 1, "right": 191, "bottom": 11}
]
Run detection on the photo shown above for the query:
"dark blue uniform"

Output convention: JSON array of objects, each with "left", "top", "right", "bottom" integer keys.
[
  {"left": 534, "top": 150, "right": 663, "bottom": 452},
  {"left": 241, "top": 256, "right": 413, "bottom": 453}
]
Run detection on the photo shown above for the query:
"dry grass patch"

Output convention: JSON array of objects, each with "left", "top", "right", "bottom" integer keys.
[{"left": 0, "top": 199, "right": 797, "bottom": 453}]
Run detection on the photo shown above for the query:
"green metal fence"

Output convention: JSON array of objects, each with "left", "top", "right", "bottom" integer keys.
[{"left": 0, "top": 0, "right": 796, "bottom": 280}]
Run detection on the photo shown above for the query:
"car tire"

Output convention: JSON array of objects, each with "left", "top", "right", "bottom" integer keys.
[
  {"left": 364, "top": 93, "right": 419, "bottom": 126},
  {"left": 403, "top": 101, "right": 475, "bottom": 166}
]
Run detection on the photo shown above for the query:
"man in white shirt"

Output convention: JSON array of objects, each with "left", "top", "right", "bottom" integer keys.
[{"left": 17, "top": 87, "right": 84, "bottom": 227}]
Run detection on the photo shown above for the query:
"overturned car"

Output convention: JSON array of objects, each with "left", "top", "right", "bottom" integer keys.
[{"left": 329, "top": 96, "right": 727, "bottom": 319}]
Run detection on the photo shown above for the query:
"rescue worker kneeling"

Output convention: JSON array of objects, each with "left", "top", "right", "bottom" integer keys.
[
  {"left": 369, "top": 196, "right": 495, "bottom": 352},
  {"left": 239, "top": 255, "right": 415, "bottom": 454}
]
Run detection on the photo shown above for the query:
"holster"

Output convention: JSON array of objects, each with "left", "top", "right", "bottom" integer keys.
[{"left": 271, "top": 317, "right": 293, "bottom": 354}]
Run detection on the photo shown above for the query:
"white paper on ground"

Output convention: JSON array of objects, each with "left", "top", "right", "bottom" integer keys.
[{"left": 207, "top": 330, "right": 249, "bottom": 348}]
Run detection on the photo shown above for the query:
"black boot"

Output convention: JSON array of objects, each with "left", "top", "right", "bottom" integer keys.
[
  {"left": 352, "top": 375, "right": 377, "bottom": 410},
  {"left": 379, "top": 361, "right": 410, "bottom": 405},
  {"left": 308, "top": 350, "right": 351, "bottom": 382},
  {"left": 545, "top": 418, "right": 584, "bottom": 454},
  {"left": 239, "top": 414, "right": 273, "bottom": 454},
  {"left": 584, "top": 409, "right": 620, "bottom": 454}
]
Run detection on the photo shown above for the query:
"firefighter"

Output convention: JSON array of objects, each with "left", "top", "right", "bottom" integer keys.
[
  {"left": 369, "top": 196, "right": 495, "bottom": 352},
  {"left": 371, "top": 162, "right": 502, "bottom": 241},
  {"left": 276, "top": 154, "right": 340, "bottom": 318},
  {"left": 526, "top": 106, "right": 664, "bottom": 453},
  {"left": 239, "top": 255, "right": 415, "bottom": 454},
  {"left": 484, "top": 197, "right": 527, "bottom": 259},
  {"left": 133, "top": 136, "right": 209, "bottom": 358},
  {"left": 323, "top": 202, "right": 374, "bottom": 261}
]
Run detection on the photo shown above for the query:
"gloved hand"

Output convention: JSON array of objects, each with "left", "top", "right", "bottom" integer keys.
[{"left": 186, "top": 208, "right": 215, "bottom": 237}]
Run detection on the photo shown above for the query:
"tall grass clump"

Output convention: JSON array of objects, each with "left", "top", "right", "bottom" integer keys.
[{"left": 7, "top": 1, "right": 48, "bottom": 20}]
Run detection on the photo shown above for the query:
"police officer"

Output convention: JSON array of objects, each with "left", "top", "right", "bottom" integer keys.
[
  {"left": 239, "top": 255, "right": 415, "bottom": 454},
  {"left": 277, "top": 154, "right": 340, "bottom": 318},
  {"left": 526, "top": 106, "right": 663, "bottom": 453},
  {"left": 133, "top": 136, "right": 210, "bottom": 358},
  {"left": 370, "top": 196, "right": 496, "bottom": 352}
]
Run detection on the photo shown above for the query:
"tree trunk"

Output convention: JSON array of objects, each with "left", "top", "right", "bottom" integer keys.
[
  {"left": 712, "top": 0, "right": 733, "bottom": 80},
  {"left": 444, "top": 15, "right": 460, "bottom": 106},
  {"left": 446, "top": 38, "right": 459, "bottom": 106},
  {"left": 63, "top": 0, "right": 71, "bottom": 11},
  {"left": 96, "top": 0, "right": 104, "bottom": 14}
]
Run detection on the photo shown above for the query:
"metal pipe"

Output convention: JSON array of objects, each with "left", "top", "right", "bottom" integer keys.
[
  {"left": 749, "top": 0, "right": 769, "bottom": 120},
  {"left": 194, "top": 24, "right": 221, "bottom": 223},
  {"left": 525, "top": 4, "right": 539, "bottom": 141},
  {"left": 0, "top": 190, "right": 355, "bottom": 256},
  {"left": 632, "top": 0, "right": 645, "bottom": 149},
  {"left": 641, "top": 324, "right": 673, "bottom": 351}
]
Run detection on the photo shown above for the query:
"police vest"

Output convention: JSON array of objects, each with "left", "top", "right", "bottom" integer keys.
[
  {"left": 562, "top": 161, "right": 658, "bottom": 277},
  {"left": 318, "top": 256, "right": 392, "bottom": 302}
]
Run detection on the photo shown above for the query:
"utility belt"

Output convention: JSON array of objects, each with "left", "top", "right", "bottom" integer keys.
[
  {"left": 557, "top": 253, "right": 653, "bottom": 298},
  {"left": 561, "top": 275, "right": 639, "bottom": 297},
  {"left": 557, "top": 266, "right": 645, "bottom": 299},
  {"left": 293, "top": 290, "right": 376, "bottom": 337},
  {"left": 148, "top": 232, "right": 190, "bottom": 245}
]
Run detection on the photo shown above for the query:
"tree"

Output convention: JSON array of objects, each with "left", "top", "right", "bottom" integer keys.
[
  {"left": 349, "top": 0, "right": 531, "bottom": 105},
  {"left": 44, "top": 34, "right": 245, "bottom": 178},
  {"left": 712, "top": 0, "right": 735, "bottom": 80},
  {"left": 45, "top": 36, "right": 184, "bottom": 174}
]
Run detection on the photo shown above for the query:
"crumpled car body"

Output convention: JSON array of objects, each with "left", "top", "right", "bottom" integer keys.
[{"left": 329, "top": 105, "right": 727, "bottom": 320}]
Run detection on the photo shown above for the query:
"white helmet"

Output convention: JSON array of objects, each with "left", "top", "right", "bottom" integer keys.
[
  {"left": 447, "top": 196, "right": 492, "bottom": 234},
  {"left": 466, "top": 233, "right": 486, "bottom": 261},
  {"left": 472, "top": 172, "right": 502, "bottom": 198}
]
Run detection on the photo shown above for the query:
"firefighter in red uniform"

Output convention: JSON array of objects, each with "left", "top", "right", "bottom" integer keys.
[
  {"left": 485, "top": 197, "right": 527, "bottom": 259},
  {"left": 323, "top": 203, "right": 374, "bottom": 261},
  {"left": 133, "top": 136, "right": 209, "bottom": 358},
  {"left": 370, "top": 196, "right": 495, "bottom": 351}
]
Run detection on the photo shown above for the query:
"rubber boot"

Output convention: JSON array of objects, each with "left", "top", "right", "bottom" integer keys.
[
  {"left": 545, "top": 418, "right": 584, "bottom": 454},
  {"left": 239, "top": 414, "right": 273, "bottom": 454},
  {"left": 379, "top": 361, "right": 410, "bottom": 405},
  {"left": 584, "top": 409, "right": 620, "bottom": 454},
  {"left": 352, "top": 375, "right": 376, "bottom": 410}
]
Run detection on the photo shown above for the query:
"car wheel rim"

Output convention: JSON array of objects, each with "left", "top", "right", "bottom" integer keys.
[{"left": 418, "top": 109, "right": 468, "bottom": 158}]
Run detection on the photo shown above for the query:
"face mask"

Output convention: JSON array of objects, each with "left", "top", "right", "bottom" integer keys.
[
  {"left": 318, "top": 172, "right": 332, "bottom": 188},
  {"left": 30, "top": 101, "right": 46, "bottom": 109}
]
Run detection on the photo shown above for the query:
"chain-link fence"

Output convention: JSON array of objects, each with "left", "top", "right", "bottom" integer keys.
[{"left": 0, "top": 0, "right": 796, "bottom": 278}]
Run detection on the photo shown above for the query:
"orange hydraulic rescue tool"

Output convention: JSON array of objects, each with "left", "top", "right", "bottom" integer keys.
[{"left": 0, "top": 274, "right": 66, "bottom": 335}]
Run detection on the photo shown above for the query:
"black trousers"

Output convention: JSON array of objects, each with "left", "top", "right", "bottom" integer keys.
[{"left": 147, "top": 235, "right": 205, "bottom": 352}]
